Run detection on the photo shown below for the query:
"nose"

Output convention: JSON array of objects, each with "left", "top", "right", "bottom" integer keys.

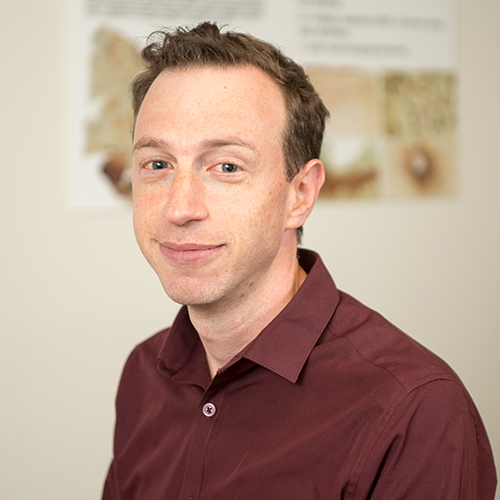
[{"left": 162, "top": 169, "right": 208, "bottom": 226}]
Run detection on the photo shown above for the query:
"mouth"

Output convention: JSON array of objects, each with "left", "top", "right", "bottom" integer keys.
[{"left": 159, "top": 242, "right": 224, "bottom": 264}]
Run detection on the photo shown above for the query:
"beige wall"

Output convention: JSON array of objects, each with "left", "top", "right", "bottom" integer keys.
[{"left": 0, "top": 0, "right": 498, "bottom": 498}]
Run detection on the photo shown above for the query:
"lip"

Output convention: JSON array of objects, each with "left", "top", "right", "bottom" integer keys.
[{"left": 159, "top": 242, "right": 224, "bottom": 264}]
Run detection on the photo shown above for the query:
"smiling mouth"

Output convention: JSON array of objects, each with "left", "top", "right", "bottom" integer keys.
[{"left": 159, "top": 243, "right": 224, "bottom": 264}]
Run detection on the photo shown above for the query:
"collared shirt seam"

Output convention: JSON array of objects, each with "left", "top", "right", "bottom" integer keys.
[
  {"left": 332, "top": 325, "right": 454, "bottom": 395},
  {"left": 346, "top": 387, "right": 412, "bottom": 499}
]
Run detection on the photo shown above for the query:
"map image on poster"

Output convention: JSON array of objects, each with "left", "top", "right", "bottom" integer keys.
[{"left": 67, "top": 0, "right": 457, "bottom": 209}]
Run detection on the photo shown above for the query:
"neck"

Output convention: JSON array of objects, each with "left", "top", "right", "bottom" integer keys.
[{"left": 187, "top": 254, "right": 307, "bottom": 378}]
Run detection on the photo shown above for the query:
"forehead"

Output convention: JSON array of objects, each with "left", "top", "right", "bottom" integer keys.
[{"left": 134, "top": 65, "right": 287, "bottom": 144}]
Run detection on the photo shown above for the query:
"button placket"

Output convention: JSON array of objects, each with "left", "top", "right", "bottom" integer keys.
[{"left": 180, "top": 385, "right": 227, "bottom": 500}]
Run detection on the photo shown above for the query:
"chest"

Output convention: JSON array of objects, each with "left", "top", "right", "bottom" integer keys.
[{"left": 113, "top": 362, "right": 400, "bottom": 500}]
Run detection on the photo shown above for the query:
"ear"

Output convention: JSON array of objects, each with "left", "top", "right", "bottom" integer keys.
[{"left": 285, "top": 159, "right": 325, "bottom": 230}]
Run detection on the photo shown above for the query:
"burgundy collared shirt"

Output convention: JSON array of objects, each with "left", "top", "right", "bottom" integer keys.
[{"left": 103, "top": 250, "right": 497, "bottom": 500}]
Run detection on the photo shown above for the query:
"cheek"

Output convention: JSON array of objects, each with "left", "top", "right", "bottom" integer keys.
[
  {"left": 253, "top": 182, "right": 289, "bottom": 224},
  {"left": 132, "top": 191, "right": 161, "bottom": 241},
  {"left": 217, "top": 185, "right": 288, "bottom": 241}
]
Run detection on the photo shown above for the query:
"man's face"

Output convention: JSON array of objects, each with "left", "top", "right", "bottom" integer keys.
[{"left": 132, "top": 65, "right": 299, "bottom": 309}]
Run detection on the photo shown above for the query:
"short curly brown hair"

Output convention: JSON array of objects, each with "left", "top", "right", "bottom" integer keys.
[{"left": 132, "top": 22, "right": 329, "bottom": 241}]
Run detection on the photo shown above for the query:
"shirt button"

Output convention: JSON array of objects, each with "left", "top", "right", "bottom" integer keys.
[{"left": 202, "top": 403, "right": 216, "bottom": 417}]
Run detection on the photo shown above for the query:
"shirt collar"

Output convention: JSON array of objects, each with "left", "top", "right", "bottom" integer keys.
[
  {"left": 241, "top": 249, "right": 339, "bottom": 383},
  {"left": 157, "top": 249, "right": 340, "bottom": 386}
]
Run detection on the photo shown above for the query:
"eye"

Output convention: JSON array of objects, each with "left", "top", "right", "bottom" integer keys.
[
  {"left": 220, "top": 163, "right": 239, "bottom": 173},
  {"left": 150, "top": 160, "right": 169, "bottom": 170}
]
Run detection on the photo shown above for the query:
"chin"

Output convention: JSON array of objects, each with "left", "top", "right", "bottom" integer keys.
[{"left": 161, "top": 279, "right": 224, "bottom": 307}]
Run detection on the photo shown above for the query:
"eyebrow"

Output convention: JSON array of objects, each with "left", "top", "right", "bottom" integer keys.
[
  {"left": 199, "top": 138, "right": 257, "bottom": 152},
  {"left": 133, "top": 136, "right": 258, "bottom": 154},
  {"left": 133, "top": 138, "right": 169, "bottom": 152}
]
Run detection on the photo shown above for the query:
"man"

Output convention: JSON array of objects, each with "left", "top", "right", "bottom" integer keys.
[{"left": 103, "top": 22, "right": 496, "bottom": 499}]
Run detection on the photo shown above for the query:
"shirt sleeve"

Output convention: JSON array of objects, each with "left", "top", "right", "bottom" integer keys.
[{"left": 354, "top": 379, "right": 497, "bottom": 500}]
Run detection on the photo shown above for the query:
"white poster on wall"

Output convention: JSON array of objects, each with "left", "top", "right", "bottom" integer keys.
[{"left": 67, "top": 0, "right": 457, "bottom": 210}]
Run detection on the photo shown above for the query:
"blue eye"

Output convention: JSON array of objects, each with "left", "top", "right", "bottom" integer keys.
[
  {"left": 151, "top": 160, "right": 169, "bottom": 170},
  {"left": 221, "top": 163, "right": 238, "bottom": 173}
]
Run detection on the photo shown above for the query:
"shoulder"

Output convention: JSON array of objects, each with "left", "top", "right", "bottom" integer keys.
[
  {"left": 113, "top": 328, "right": 172, "bottom": 428},
  {"left": 353, "top": 376, "right": 497, "bottom": 499},
  {"left": 327, "top": 291, "right": 495, "bottom": 451},
  {"left": 326, "top": 290, "right": 460, "bottom": 393},
  {"left": 315, "top": 289, "right": 490, "bottom": 443},
  {"left": 319, "top": 293, "right": 497, "bottom": 495},
  {"left": 118, "top": 328, "right": 171, "bottom": 385}
]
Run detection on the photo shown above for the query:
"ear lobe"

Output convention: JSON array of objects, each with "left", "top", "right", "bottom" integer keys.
[{"left": 286, "top": 159, "right": 325, "bottom": 230}]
